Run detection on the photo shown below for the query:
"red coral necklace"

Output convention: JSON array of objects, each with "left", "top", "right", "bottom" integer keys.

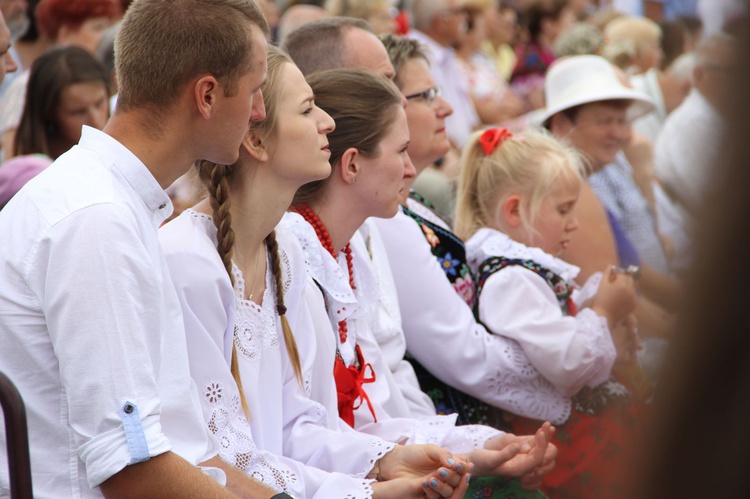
[{"left": 293, "top": 205, "right": 355, "bottom": 343}]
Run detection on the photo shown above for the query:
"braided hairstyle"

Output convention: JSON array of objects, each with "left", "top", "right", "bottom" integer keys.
[{"left": 196, "top": 46, "right": 304, "bottom": 416}]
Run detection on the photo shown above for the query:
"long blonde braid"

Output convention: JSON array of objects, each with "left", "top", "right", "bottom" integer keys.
[
  {"left": 198, "top": 160, "right": 251, "bottom": 417},
  {"left": 265, "top": 230, "right": 303, "bottom": 385}
]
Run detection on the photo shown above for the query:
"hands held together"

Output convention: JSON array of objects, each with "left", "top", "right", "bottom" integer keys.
[{"left": 370, "top": 422, "right": 557, "bottom": 497}]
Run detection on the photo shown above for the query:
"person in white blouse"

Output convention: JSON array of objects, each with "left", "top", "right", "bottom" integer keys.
[
  {"left": 283, "top": 20, "right": 557, "bottom": 493},
  {"left": 375, "top": 34, "right": 573, "bottom": 431},
  {"left": 160, "top": 47, "right": 471, "bottom": 499},
  {"left": 456, "top": 127, "right": 644, "bottom": 498},
  {"left": 282, "top": 67, "right": 559, "bottom": 495},
  {"left": 0, "top": 1, "right": 278, "bottom": 497}
]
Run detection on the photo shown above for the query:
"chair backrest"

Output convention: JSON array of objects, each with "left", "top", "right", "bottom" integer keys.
[{"left": 0, "top": 371, "right": 33, "bottom": 499}]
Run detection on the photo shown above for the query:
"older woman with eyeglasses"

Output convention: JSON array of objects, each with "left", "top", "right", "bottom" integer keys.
[
  {"left": 373, "top": 34, "right": 561, "bottom": 497},
  {"left": 379, "top": 33, "right": 456, "bottom": 218}
]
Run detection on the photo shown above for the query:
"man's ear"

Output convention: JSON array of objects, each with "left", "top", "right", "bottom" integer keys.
[
  {"left": 338, "top": 147, "right": 361, "bottom": 185},
  {"left": 194, "top": 75, "right": 220, "bottom": 120},
  {"left": 241, "top": 130, "right": 268, "bottom": 162},
  {"left": 501, "top": 195, "right": 523, "bottom": 228},
  {"left": 549, "top": 112, "right": 573, "bottom": 137}
]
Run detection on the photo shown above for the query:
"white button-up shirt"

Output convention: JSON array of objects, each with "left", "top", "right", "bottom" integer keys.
[{"left": 0, "top": 127, "right": 217, "bottom": 498}]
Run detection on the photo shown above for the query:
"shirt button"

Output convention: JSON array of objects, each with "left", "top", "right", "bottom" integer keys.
[
  {"left": 123, "top": 403, "right": 135, "bottom": 414},
  {"left": 158, "top": 203, "right": 166, "bottom": 210}
]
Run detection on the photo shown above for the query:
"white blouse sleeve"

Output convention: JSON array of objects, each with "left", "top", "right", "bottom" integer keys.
[
  {"left": 372, "top": 213, "right": 572, "bottom": 424},
  {"left": 354, "top": 223, "right": 437, "bottom": 419},
  {"left": 162, "top": 220, "right": 375, "bottom": 498},
  {"left": 353, "top": 315, "right": 503, "bottom": 454},
  {"left": 478, "top": 266, "right": 616, "bottom": 396},
  {"left": 274, "top": 226, "right": 397, "bottom": 479}
]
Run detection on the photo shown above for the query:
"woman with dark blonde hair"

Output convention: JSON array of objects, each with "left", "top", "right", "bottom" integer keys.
[
  {"left": 160, "top": 47, "right": 470, "bottom": 499},
  {"left": 282, "top": 68, "right": 558, "bottom": 497}
]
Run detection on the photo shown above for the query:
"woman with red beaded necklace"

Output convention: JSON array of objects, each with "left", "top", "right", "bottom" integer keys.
[
  {"left": 283, "top": 68, "right": 416, "bottom": 428},
  {"left": 281, "top": 68, "right": 559, "bottom": 494}
]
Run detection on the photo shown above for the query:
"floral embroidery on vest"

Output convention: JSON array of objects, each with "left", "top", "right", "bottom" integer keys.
[{"left": 403, "top": 191, "right": 476, "bottom": 308}]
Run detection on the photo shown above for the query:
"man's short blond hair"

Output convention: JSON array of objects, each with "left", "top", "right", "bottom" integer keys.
[{"left": 115, "top": 0, "right": 268, "bottom": 112}]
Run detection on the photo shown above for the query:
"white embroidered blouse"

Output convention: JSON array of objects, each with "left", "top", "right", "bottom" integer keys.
[
  {"left": 373, "top": 210, "right": 573, "bottom": 424},
  {"left": 282, "top": 212, "right": 502, "bottom": 453},
  {"left": 465, "top": 228, "right": 617, "bottom": 398},
  {"left": 160, "top": 209, "right": 398, "bottom": 498}
]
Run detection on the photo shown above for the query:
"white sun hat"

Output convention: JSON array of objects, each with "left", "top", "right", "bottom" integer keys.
[{"left": 539, "top": 54, "right": 656, "bottom": 126}]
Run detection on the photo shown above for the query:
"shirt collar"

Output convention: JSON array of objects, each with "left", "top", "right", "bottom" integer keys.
[
  {"left": 78, "top": 126, "right": 173, "bottom": 222},
  {"left": 466, "top": 227, "right": 581, "bottom": 283}
]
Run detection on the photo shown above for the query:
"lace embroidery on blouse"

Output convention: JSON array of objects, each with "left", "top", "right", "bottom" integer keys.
[
  {"left": 360, "top": 438, "right": 396, "bottom": 479},
  {"left": 203, "top": 380, "right": 297, "bottom": 493},
  {"left": 484, "top": 346, "right": 572, "bottom": 425},
  {"left": 466, "top": 228, "right": 581, "bottom": 283},
  {"left": 232, "top": 260, "right": 280, "bottom": 360},
  {"left": 343, "top": 482, "right": 375, "bottom": 499},
  {"left": 415, "top": 414, "right": 501, "bottom": 453},
  {"left": 282, "top": 212, "right": 380, "bottom": 367}
]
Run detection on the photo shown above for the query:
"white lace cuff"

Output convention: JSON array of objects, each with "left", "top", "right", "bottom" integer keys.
[
  {"left": 484, "top": 339, "right": 572, "bottom": 425},
  {"left": 359, "top": 439, "right": 397, "bottom": 478}
]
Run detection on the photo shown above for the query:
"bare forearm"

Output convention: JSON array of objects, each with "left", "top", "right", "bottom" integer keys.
[
  {"left": 100, "top": 452, "right": 236, "bottom": 498},
  {"left": 635, "top": 297, "right": 676, "bottom": 339},
  {"left": 202, "top": 456, "right": 279, "bottom": 499},
  {"left": 640, "top": 264, "right": 682, "bottom": 312}
]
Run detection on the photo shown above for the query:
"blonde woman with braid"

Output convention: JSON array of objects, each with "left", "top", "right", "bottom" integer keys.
[{"left": 160, "top": 47, "right": 471, "bottom": 499}]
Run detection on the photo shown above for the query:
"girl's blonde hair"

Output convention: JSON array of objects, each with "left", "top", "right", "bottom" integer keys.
[
  {"left": 195, "top": 46, "right": 303, "bottom": 418},
  {"left": 455, "top": 128, "right": 583, "bottom": 242}
]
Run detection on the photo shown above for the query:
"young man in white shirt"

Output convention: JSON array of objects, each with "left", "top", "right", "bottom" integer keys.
[{"left": 0, "top": 1, "right": 282, "bottom": 497}]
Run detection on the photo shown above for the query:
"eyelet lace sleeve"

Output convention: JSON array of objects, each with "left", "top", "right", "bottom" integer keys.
[{"left": 205, "top": 385, "right": 297, "bottom": 491}]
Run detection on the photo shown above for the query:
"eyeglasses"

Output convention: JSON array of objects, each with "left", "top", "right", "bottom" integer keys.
[{"left": 404, "top": 86, "right": 442, "bottom": 105}]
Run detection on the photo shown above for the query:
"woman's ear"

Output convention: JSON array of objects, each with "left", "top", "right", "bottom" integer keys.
[
  {"left": 338, "top": 147, "right": 360, "bottom": 185},
  {"left": 501, "top": 194, "right": 523, "bottom": 228},
  {"left": 241, "top": 130, "right": 268, "bottom": 162}
]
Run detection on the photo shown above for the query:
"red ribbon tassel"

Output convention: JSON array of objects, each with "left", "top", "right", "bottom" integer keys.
[
  {"left": 479, "top": 127, "right": 514, "bottom": 156},
  {"left": 334, "top": 345, "right": 378, "bottom": 427}
]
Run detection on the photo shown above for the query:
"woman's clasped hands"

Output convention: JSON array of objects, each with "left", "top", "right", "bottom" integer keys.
[{"left": 370, "top": 444, "right": 473, "bottom": 498}]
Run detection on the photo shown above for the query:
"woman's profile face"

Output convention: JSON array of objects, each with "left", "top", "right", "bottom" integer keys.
[
  {"left": 54, "top": 80, "right": 109, "bottom": 150},
  {"left": 270, "top": 62, "right": 336, "bottom": 184},
  {"left": 353, "top": 106, "right": 415, "bottom": 219},
  {"left": 399, "top": 58, "right": 453, "bottom": 173}
]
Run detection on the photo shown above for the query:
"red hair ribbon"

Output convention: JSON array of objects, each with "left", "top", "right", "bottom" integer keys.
[{"left": 479, "top": 128, "right": 513, "bottom": 156}]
